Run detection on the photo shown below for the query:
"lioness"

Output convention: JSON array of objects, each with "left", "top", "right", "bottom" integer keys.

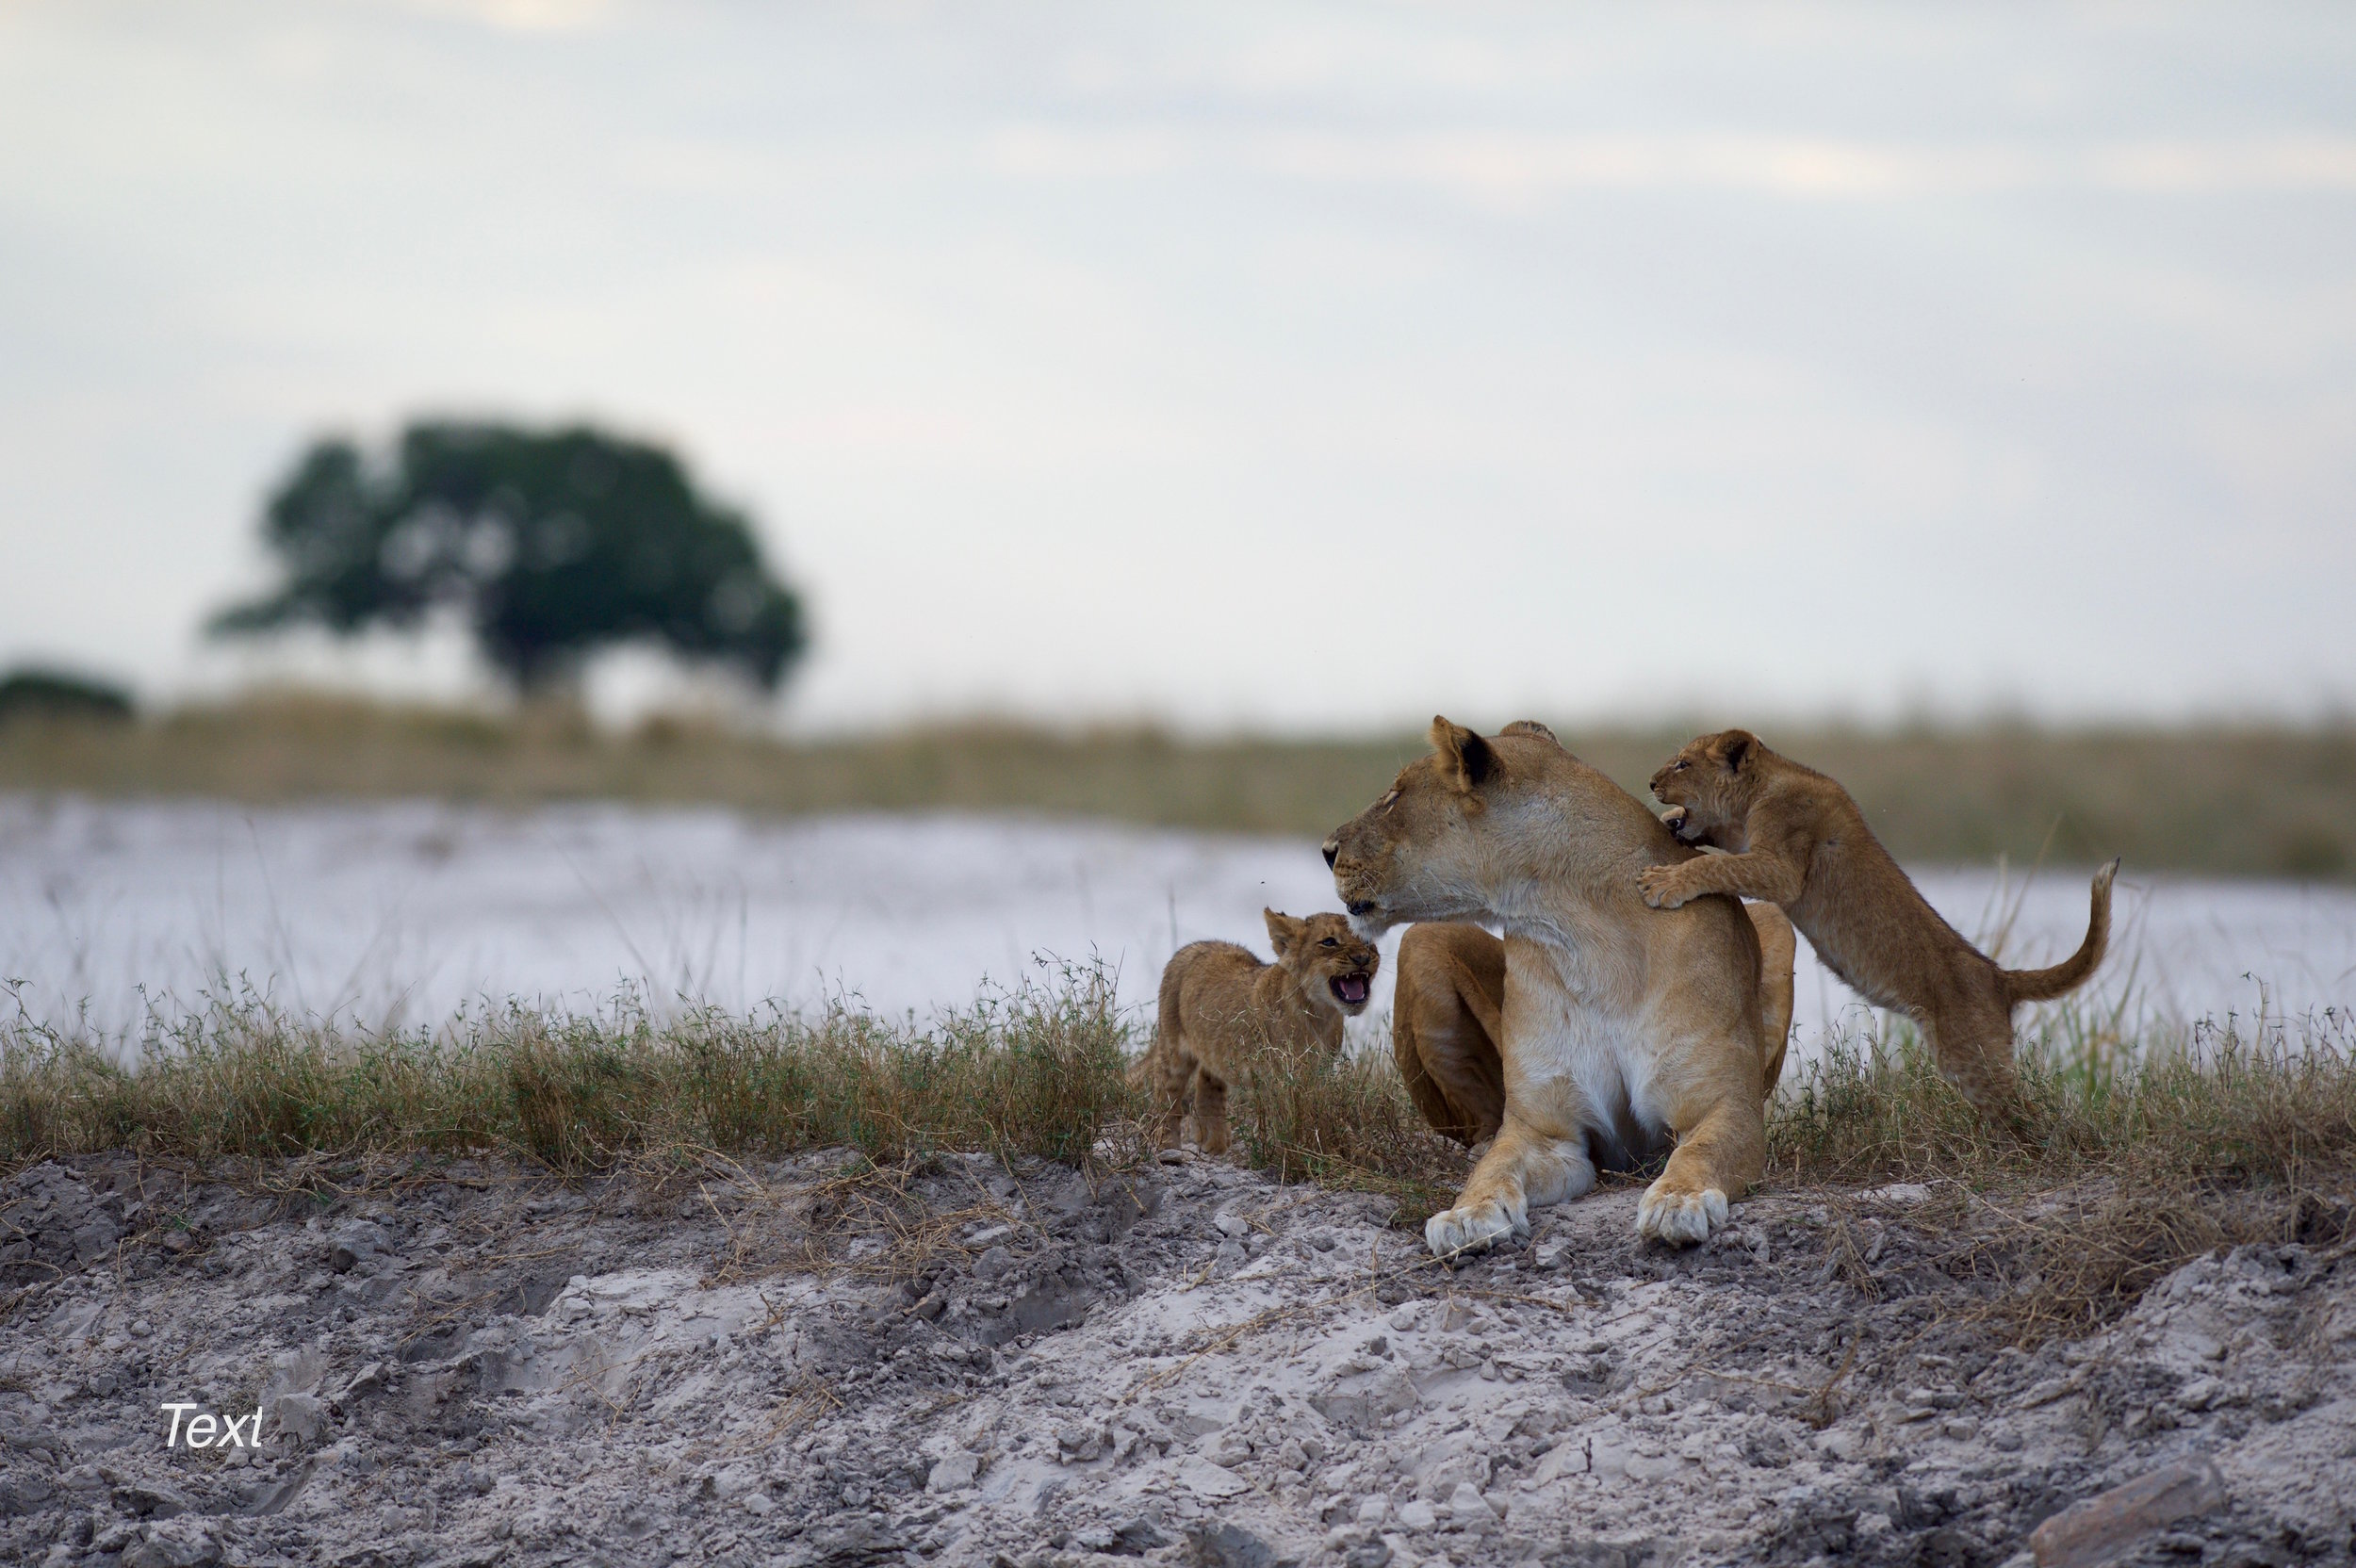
[
  {"left": 1325, "top": 718, "right": 1773, "bottom": 1253},
  {"left": 1133, "top": 908, "right": 1379, "bottom": 1155},
  {"left": 1640, "top": 728, "right": 2118, "bottom": 1122},
  {"left": 1394, "top": 906, "right": 1799, "bottom": 1150}
]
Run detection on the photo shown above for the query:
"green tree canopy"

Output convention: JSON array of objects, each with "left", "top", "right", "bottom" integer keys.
[{"left": 213, "top": 421, "right": 807, "bottom": 693}]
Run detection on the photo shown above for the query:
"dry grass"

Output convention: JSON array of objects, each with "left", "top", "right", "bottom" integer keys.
[
  {"left": 3, "top": 691, "right": 2352, "bottom": 876},
  {"left": 1772, "top": 1003, "right": 2356, "bottom": 1190},
  {"left": 9, "top": 972, "right": 2351, "bottom": 1200},
  {"left": 7, "top": 972, "right": 2353, "bottom": 1341},
  {"left": 0, "top": 971, "right": 1132, "bottom": 1174},
  {"left": 1774, "top": 1004, "right": 2356, "bottom": 1339},
  {"left": 1228, "top": 1047, "right": 1470, "bottom": 1218}
]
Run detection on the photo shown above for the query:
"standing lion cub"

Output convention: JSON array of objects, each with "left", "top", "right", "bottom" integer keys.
[
  {"left": 1639, "top": 728, "right": 2117, "bottom": 1122},
  {"left": 1132, "top": 909, "right": 1378, "bottom": 1154}
]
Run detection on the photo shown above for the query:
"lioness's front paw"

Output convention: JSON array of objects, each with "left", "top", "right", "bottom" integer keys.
[
  {"left": 1425, "top": 1201, "right": 1519, "bottom": 1260},
  {"left": 1635, "top": 1183, "right": 1727, "bottom": 1247},
  {"left": 1636, "top": 866, "right": 1692, "bottom": 909}
]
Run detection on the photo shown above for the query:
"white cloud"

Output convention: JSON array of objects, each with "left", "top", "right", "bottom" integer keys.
[
  {"left": 1, "top": 0, "right": 2352, "bottom": 728},
  {"left": 986, "top": 126, "right": 2356, "bottom": 203},
  {"left": 368, "top": 0, "right": 618, "bottom": 33}
]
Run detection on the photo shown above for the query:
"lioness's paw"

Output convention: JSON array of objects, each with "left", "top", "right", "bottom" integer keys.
[
  {"left": 1635, "top": 1184, "right": 1727, "bottom": 1247},
  {"left": 1636, "top": 867, "right": 1691, "bottom": 909},
  {"left": 1425, "top": 1202, "right": 1518, "bottom": 1260}
]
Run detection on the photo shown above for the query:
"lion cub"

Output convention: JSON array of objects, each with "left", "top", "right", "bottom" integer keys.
[
  {"left": 1638, "top": 728, "right": 2117, "bottom": 1122},
  {"left": 1133, "top": 909, "right": 1378, "bottom": 1154}
]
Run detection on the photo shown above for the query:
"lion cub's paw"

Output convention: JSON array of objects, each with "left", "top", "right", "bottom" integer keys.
[
  {"left": 1635, "top": 866, "right": 1692, "bottom": 910},
  {"left": 1425, "top": 1201, "right": 1520, "bottom": 1260},
  {"left": 1635, "top": 1183, "right": 1727, "bottom": 1247}
]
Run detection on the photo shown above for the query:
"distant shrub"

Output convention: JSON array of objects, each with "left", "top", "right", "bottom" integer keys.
[{"left": 0, "top": 666, "right": 134, "bottom": 723}]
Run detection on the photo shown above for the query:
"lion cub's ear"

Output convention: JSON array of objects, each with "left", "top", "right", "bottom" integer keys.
[
  {"left": 1712, "top": 729, "right": 1760, "bottom": 774},
  {"left": 1265, "top": 908, "right": 1303, "bottom": 956},
  {"left": 1429, "top": 715, "right": 1498, "bottom": 792},
  {"left": 1500, "top": 719, "right": 1560, "bottom": 746}
]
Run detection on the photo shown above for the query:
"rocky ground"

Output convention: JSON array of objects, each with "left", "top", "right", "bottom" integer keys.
[{"left": 2, "top": 1150, "right": 2353, "bottom": 1568}]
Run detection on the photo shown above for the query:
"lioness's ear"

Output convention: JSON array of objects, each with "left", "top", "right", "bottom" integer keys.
[
  {"left": 1429, "top": 715, "right": 1497, "bottom": 792},
  {"left": 1500, "top": 719, "right": 1560, "bottom": 746},
  {"left": 1265, "top": 908, "right": 1302, "bottom": 956}
]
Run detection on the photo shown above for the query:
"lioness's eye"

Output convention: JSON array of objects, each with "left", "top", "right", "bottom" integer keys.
[{"left": 1319, "top": 937, "right": 1338, "bottom": 947}]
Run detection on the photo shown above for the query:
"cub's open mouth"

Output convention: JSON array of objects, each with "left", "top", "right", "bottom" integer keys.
[{"left": 1330, "top": 973, "right": 1371, "bottom": 1006}]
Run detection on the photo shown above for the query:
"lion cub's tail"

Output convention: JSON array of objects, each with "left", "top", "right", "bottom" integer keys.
[{"left": 2001, "top": 858, "right": 2119, "bottom": 1005}]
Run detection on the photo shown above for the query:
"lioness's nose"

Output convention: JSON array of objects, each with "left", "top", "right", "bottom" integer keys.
[{"left": 1320, "top": 836, "right": 1339, "bottom": 869}]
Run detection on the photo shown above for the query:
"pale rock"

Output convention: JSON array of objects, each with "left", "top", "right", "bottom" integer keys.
[
  {"left": 1176, "top": 1457, "right": 1250, "bottom": 1499},
  {"left": 925, "top": 1451, "right": 980, "bottom": 1493},
  {"left": 268, "top": 1392, "right": 328, "bottom": 1445},
  {"left": 2031, "top": 1458, "right": 2227, "bottom": 1568},
  {"left": 1817, "top": 1429, "right": 1864, "bottom": 1462},
  {"left": 122, "top": 1522, "right": 221, "bottom": 1568}
]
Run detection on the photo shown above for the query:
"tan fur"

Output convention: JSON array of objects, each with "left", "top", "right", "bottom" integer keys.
[
  {"left": 1324, "top": 717, "right": 1773, "bottom": 1252},
  {"left": 1393, "top": 904, "right": 1797, "bottom": 1150},
  {"left": 1130, "top": 909, "right": 1378, "bottom": 1155},
  {"left": 1641, "top": 728, "right": 2118, "bottom": 1124},
  {"left": 1391, "top": 923, "right": 1509, "bottom": 1148}
]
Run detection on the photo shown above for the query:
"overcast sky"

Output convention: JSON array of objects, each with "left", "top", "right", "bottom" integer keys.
[{"left": 3, "top": 0, "right": 2352, "bottom": 732}]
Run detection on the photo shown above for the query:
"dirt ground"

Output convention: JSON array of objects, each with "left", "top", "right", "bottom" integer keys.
[{"left": 3, "top": 1150, "right": 2352, "bottom": 1568}]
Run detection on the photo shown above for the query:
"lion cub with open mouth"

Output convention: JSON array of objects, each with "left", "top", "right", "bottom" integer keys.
[
  {"left": 1639, "top": 728, "right": 2117, "bottom": 1124},
  {"left": 1133, "top": 909, "right": 1378, "bottom": 1155}
]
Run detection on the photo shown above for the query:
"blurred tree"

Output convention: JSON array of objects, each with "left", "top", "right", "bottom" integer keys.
[
  {"left": 212, "top": 422, "right": 807, "bottom": 694},
  {"left": 0, "top": 666, "right": 135, "bottom": 722}
]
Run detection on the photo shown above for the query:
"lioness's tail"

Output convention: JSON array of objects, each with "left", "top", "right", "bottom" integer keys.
[
  {"left": 1129, "top": 961, "right": 1186, "bottom": 1089},
  {"left": 2001, "top": 859, "right": 2119, "bottom": 1005},
  {"left": 1744, "top": 903, "right": 1797, "bottom": 1099}
]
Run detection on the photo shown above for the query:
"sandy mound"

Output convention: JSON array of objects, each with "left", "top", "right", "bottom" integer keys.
[{"left": 2, "top": 1152, "right": 2349, "bottom": 1567}]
